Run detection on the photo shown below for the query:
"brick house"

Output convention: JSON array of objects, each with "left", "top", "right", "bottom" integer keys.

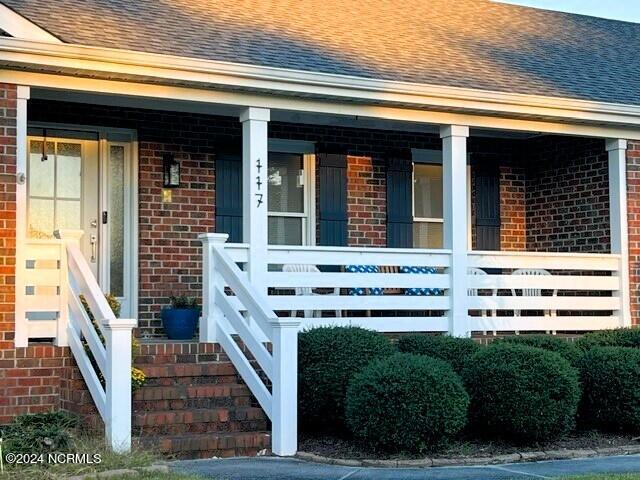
[{"left": 0, "top": 0, "right": 639, "bottom": 458}]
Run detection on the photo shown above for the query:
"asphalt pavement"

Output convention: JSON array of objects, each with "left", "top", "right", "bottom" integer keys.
[{"left": 172, "top": 453, "right": 640, "bottom": 479}]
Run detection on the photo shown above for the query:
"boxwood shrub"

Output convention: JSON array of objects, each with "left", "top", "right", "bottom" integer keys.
[
  {"left": 577, "top": 346, "right": 640, "bottom": 431},
  {"left": 298, "top": 326, "right": 395, "bottom": 432},
  {"left": 397, "top": 334, "right": 481, "bottom": 373},
  {"left": 462, "top": 343, "right": 580, "bottom": 442},
  {"left": 497, "top": 335, "right": 581, "bottom": 365},
  {"left": 345, "top": 353, "right": 469, "bottom": 452},
  {"left": 577, "top": 328, "right": 640, "bottom": 351}
]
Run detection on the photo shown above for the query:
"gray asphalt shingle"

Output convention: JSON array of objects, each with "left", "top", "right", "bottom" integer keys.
[{"left": 2, "top": 0, "right": 640, "bottom": 106}]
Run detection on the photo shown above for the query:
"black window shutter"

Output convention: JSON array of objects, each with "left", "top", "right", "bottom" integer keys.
[
  {"left": 386, "top": 156, "right": 413, "bottom": 248},
  {"left": 474, "top": 160, "right": 501, "bottom": 251},
  {"left": 215, "top": 151, "right": 243, "bottom": 243},
  {"left": 318, "top": 153, "right": 348, "bottom": 246}
]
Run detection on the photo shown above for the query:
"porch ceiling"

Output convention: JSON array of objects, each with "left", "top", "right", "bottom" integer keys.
[{"left": 28, "top": 87, "right": 540, "bottom": 139}]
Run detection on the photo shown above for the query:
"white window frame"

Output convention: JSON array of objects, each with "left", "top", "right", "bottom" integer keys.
[
  {"left": 411, "top": 148, "right": 472, "bottom": 249},
  {"left": 268, "top": 139, "right": 316, "bottom": 246}
]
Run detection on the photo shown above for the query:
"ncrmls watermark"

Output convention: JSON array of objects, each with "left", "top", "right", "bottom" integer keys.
[
  {"left": 0, "top": 437, "right": 102, "bottom": 473},
  {"left": 4, "top": 452, "right": 102, "bottom": 465}
]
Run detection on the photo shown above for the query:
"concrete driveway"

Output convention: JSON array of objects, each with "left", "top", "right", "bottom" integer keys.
[{"left": 173, "top": 454, "right": 640, "bottom": 479}]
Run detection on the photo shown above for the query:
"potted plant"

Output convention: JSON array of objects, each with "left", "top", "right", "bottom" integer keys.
[{"left": 161, "top": 295, "right": 200, "bottom": 340}]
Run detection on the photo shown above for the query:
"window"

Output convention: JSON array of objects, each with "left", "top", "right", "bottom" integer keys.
[
  {"left": 413, "top": 162, "right": 444, "bottom": 248},
  {"left": 28, "top": 140, "right": 82, "bottom": 239},
  {"left": 412, "top": 148, "right": 472, "bottom": 250},
  {"left": 267, "top": 140, "right": 315, "bottom": 245}
]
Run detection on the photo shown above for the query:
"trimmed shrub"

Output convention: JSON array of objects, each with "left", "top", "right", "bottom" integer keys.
[
  {"left": 577, "top": 346, "right": 640, "bottom": 431},
  {"left": 577, "top": 328, "right": 640, "bottom": 351},
  {"left": 498, "top": 335, "right": 581, "bottom": 365},
  {"left": 298, "top": 326, "right": 395, "bottom": 431},
  {"left": 462, "top": 343, "right": 580, "bottom": 442},
  {"left": 345, "top": 353, "right": 469, "bottom": 452},
  {"left": 397, "top": 334, "right": 481, "bottom": 373}
]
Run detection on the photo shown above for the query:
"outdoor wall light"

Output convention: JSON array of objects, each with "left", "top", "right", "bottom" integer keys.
[{"left": 162, "top": 153, "right": 180, "bottom": 188}]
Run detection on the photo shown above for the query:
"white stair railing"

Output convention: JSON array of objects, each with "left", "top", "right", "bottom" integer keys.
[
  {"left": 56, "top": 231, "right": 136, "bottom": 452},
  {"left": 200, "top": 233, "right": 300, "bottom": 456}
]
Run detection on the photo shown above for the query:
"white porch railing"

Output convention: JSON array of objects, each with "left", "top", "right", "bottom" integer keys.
[
  {"left": 200, "top": 233, "right": 300, "bottom": 457},
  {"left": 202, "top": 238, "right": 625, "bottom": 456},
  {"left": 15, "top": 239, "right": 69, "bottom": 346},
  {"left": 62, "top": 233, "right": 136, "bottom": 452},
  {"left": 467, "top": 251, "right": 623, "bottom": 332},
  {"left": 16, "top": 234, "right": 136, "bottom": 451}
]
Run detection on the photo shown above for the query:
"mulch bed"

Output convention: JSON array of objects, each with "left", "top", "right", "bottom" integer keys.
[{"left": 299, "top": 431, "right": 640, "bottom": 460}]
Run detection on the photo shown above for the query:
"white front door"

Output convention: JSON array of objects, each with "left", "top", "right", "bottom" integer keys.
[{"left": 26, "top": 128, "right": 137, "bottom": 318}]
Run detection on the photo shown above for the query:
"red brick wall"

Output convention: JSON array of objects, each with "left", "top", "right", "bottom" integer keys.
[
  {"left": 0, "top": 84, "right": 73, "bottom": 424},
  {"left": 499, "top": 165, "right": 527, "bottom": 251},
  {"left": 525, "top": 137, "right": 610, "bottom": 253},
  {"left": 0, "top": 84, "right": 16, "bottom": 356},
  {"left": 138, "top": 144, "right": 216, "bottom": 336},
  {"left": 346, "top": 156, "right": 386, "bottom": 246},
  {"left": 627, "top": 141, "right": 640, "bottom": 326}
]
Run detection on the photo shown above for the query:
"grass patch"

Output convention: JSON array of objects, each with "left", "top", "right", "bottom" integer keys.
[{"left": 0, "top": 436, "right": 163, "bottom": 480}]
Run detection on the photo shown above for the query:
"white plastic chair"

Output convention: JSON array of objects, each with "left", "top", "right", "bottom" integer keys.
[
  {"left": 282, "top": 264, "right": 341, "bottom": 318},
  {"left": 511, "top": 268, "right": 557, "bottom": 318},
  {"left": 467, "top": 267, "right": 497, "bottom": 318},
  {"left": 468, "top": 267, "right": 498, "bottom": 335}
]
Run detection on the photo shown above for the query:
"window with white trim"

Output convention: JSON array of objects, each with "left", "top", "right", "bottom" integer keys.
[
  {"left": 268, "top": 140, "right": 316, "bottom": 246},
  {"left": 411, "top": 148, "right": 471, "bottom": 249},
  {"left": 413, "top": 162, "right": 444, "bottom": 248}
]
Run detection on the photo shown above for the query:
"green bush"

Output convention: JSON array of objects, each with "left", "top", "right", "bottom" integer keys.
[
  {"left": 462, "top": 343, "right": 580, "bottom": 442},
  {"left": 497, "top": 335, "right": 581, "bottom": 365},
  {"left": 298, "top": 326, "right": 395, "bottom": 431},
  {"left": 577, "top": 328, "right": 640, "bottom": 351},
  {"left": 0, "top": 411, "right": 79, "bottom": 455},
  {"left": 577, "top": 346, "right": 640, "bottom": 431},
  {"left": 345, "top": 353, "right": 469, "bottom": 452},
  {"left": 397, "top": 334, "right": 481, "bottom": 373}
]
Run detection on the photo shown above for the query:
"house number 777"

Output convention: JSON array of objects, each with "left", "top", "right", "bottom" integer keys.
[{"left": 255, "top": 157, "right": 264, "bottom": 207}]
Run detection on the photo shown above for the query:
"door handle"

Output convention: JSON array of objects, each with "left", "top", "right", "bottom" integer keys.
[
  {"left": 90, "top": 219, "right": 98, "bottom": 228},
  {"left": 90, "top": 234, "right": 97, "bottom": 263}
]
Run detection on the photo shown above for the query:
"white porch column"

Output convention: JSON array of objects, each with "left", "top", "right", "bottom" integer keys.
[
  {"left": 240, "top": 107, "right": 270, "bottom": 294},
  {"left": 270, "top": 319, "right": 299, "bottom": 456},
  {"left": 14, "top": 86, "right": 29, "bottom": 348},
  {"left": 441, "top": 125, "right": 470, "bottom": 337},
  {"left": 606, "top": 139, "right": 632, "bottom": 327},
  {"left": 198, "top": 233, "right": 228, "bottom": 342}
]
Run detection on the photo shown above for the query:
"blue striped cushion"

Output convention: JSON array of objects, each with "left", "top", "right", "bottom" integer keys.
[
  {"left": 400, "top": 266, "right": 442, "bottom": 296},
  {"left": 345, "top": 265, "right": 384, "bottom": 296}
]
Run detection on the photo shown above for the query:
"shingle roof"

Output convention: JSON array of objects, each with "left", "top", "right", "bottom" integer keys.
[{"left": 3, "top": 0, "right": 640, "bottom": 106}]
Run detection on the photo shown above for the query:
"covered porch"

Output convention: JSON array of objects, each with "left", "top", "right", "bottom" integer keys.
[{"left": 11, "top": 86, "right": 633, "bottom": 456}]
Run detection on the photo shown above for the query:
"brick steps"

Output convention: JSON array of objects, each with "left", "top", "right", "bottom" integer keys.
[
  {"left": 134, "top": 407, "right": 268, "bottom": 435},
  {"left": 133, "top": 349, "right": 270, "bottom": 458},
  {"left": 139, "top": 431, "right": 271, "bottom": 459}
]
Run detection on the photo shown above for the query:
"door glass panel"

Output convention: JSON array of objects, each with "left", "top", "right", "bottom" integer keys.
[
  {"left": 56, "top": 199, "right": 81, "bottom": 230},
  {"left": 268, "top": 216, "right": 303, "bottom": 245},
  {"left": 109, "top": 145, "right": 125, "bottom": 297},
  {"left": 56, "top": 143, "right": 82, "bottom": 199},
  {"left": 413, "top": 222, "right": 443, "bottom": 248},
  {"left": 28, "top": 140, "right": 83, "bottom": 239},
  {"left": 28, "top": 198, "right": 54, "bottom": 238},
  {"left": 414, "top": 164, "right": 443, "bottom": 218},
  {"left": 268, "top": 153, "right": 304, "bottom": 213},
  {"left": 29, "top": 141, "right": 55, "bottom": 197}
]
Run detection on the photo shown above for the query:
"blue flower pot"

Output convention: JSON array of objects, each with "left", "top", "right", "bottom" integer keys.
[{"left": 161, "top": 308, "right": 199, "bottom": 340}]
